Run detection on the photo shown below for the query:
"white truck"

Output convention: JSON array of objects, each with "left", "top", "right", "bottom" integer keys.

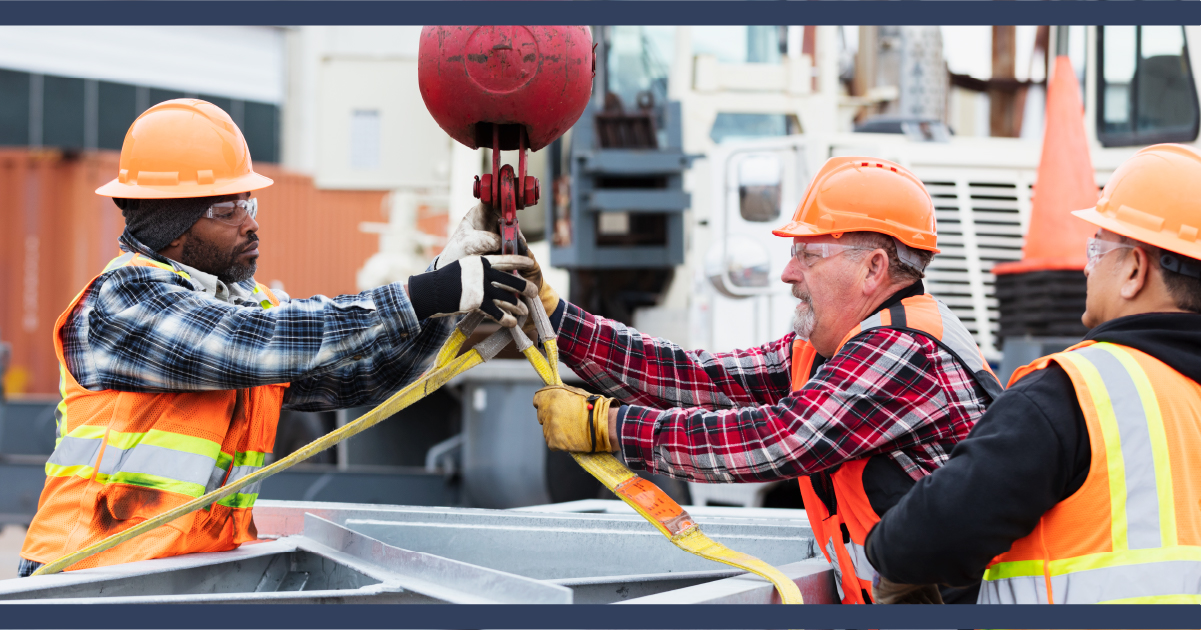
[
  {"left": 644, "top": 25, "right": 1201, "bottom": 507},
  {"left": 668, "top": 25, "right": 1200, "bottom": 363}
]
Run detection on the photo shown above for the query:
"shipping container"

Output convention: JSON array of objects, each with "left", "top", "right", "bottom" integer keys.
[{"left": 0, "top": 149, "right": 389, "bottom": 396}]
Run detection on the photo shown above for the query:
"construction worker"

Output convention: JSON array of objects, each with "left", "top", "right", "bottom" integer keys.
[
  {"left": 527, "top": 157, "right": 1004, "bottom": 604},
  {"left": 18, "top": 99, "right": 534, "bottom": 576},
  {"left": 864, "top": 144, "right": 1201, "bottom": 604}
]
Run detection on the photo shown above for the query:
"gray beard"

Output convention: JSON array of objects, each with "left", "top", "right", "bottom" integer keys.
[{"left": 791, "top": 286, "right": 816, "bottom": 341}]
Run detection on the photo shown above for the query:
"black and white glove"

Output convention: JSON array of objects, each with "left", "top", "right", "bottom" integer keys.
[
  {"left": 434, "top": 203, "right": 506, "bottom": 270},
  {"left": 409, "top": 255, "right": 537, "bottom": 328}
]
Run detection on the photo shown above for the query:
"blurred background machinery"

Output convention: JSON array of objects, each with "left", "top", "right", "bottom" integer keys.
[{"left": 0, "top": 25, "right": 1199, "bottom": 523}]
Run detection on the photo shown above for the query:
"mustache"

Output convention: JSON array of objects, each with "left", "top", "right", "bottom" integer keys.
[
  {"left": 791, "top": 285, "right": 811, "bottom": 303},
  {"left": 240, "top": 234, "right": 260, "bottom": 253}
]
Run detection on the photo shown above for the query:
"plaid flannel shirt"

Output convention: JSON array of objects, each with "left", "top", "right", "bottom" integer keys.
[
  {"left": 61, "top": 234, "right": 453, "bottom": 412},
  {"left": 555, "top": 301, "right": 989, "bottom": 484}
]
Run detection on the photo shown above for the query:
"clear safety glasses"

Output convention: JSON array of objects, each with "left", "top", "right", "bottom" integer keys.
[
  {"left": 790, "top": 242, "right": 871, "bottom": 269},
  {"left": 203, "top": 198, "right": 258, "bottom": 227},
  {"left": 1085, "top": 237, "right": 1135, "bottom": 274}
]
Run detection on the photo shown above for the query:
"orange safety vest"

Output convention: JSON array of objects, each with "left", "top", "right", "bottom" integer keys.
[
  {"left": 21, "top": 252, "right": 289, "bottom": 570},
  {"left": 978, "top": 341, "right": 1201, "bottom": 604},
  {"left": 791, "top": 293, "right": 1002, "bottom": 604}
]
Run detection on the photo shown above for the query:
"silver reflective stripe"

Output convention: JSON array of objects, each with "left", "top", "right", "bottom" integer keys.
[
  {"left": 47, "top": 436, "right": 102, "bottom": 468},
  {"left": 859, "top": 310, "right": 884, "bottom": 332},
  {"left": 238, "top": 480, "right": 263, "bottom": 497},
  {"left": 96, "top": 443, "right": 217, "bottom": 487},
  {"left": 934, "top": 300, "right": 989, "bottom": 375},
  {"left": 980, "top": 560, "right": 1201, "bottom": 604},
  {"left": 206, "top": 463, "right": 231, "bottom": 494},
  {"left": 824, "top": 539, "right": 846, "bottom": 601},
  {"left": 846, "top": 539, "right": 877, "bottom": 581},
  {"left": 823, "top": 535, "right": 877, "bottom": 596},
  {"left": 225, "top": 465, "right": 260, "bottom": 483},
  {"left": 53, "top": 401, "right": 66, "bottom": 443},
  {"left": 1074, "top": 345, "right": 1162, "bottom": 549}
]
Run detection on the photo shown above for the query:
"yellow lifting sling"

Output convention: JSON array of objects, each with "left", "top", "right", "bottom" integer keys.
[{"left": 33, "top": 295, "right": 804, "bottom": 604}]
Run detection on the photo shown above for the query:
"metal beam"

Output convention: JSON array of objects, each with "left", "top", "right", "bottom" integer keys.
[{"left": 619, "top": 558, "right": 838, "bottom": 604}]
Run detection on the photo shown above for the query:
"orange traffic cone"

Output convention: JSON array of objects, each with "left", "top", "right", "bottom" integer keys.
[{"left": 993, "top": 55, "right": 1099, "bottom": 275}]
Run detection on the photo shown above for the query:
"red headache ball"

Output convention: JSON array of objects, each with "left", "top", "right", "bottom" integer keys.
[{"left": 417, "top": 25, "right": 595, "bottom": 152}]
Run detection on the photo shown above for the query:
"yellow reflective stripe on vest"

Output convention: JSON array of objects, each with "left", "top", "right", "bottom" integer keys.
[
  {"left": 215, "top": 451, "right": 267, "bottom": 509},
  {"left": 43, "top": 424, "right": 222, "bottom": 498},
  {"left": 45, "top": 427, "right": 105, "bottom": 479},
  {"left": 981, "top": 547, "right": 1201, "bottom": 604},
  {"left": 54, "top": 366, "right": 69, "bottom": 449},
  {"left": 206, "top": 451, "right": 235, "bottom": 493},
  {"left": 102, "top": 252, "right": 138, "bottom": 272},
  {"left": 1059, "top": 344, "right": 1172, "bottom": 551},
  {"left": 982, "top": 342, "right": 1195, "bottom": 604},
  {"left": 252, "top": 285, "right": 274, "bottom": 310}
]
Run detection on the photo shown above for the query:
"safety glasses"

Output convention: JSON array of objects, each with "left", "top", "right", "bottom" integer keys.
[
  {"left": 790, "top": 242, "right": 871, "bottom": 269},
  {"left": 203, "top": 198, "right": 258, "bottom": 227},
  {"left": 1085, "top": 237, "right": 1135, "bottom": 274}
]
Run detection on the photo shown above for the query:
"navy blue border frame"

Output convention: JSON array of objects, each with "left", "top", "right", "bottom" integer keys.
[
  {"left": 0, "top": 603, "right": 1199, "bottom": 628},
  {"left": 1, "top": 1, "right": 1200, "bottom": 26}
]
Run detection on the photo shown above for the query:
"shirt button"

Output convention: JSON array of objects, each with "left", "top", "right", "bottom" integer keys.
[{"left": 353, "top": 355, "right": 363, "bottom": 361}]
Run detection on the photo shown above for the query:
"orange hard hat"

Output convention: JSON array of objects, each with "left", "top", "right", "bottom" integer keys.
[
  {"left": 96, "top": 99, "right": 273, "bottom": 199},
  {"left": 773, "top": 157, "right": 939, "bottom": 253},
  {"left": 1073, "top": 143, "right": 1201, "bottom": 261}
]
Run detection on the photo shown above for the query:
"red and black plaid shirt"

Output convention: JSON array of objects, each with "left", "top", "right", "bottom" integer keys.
[{"left": 556, "top": 301, "right": 990, "bottom": 484}]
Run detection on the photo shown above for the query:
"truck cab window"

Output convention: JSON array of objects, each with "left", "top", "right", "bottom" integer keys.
[{"left": 1098, "top": 26, "right": 1200, "bottom": 146}]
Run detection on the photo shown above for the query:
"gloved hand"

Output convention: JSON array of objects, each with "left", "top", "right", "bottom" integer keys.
[
  {"left": 519, "top": 244, "right": 562, "bottom": 322},
  {"left": 408, "top": 255, "right": 537, "bottom": 328},
  {"left": 871, "top": 573, "right": 944, "bottom": 605},
  {"left": 532, "top": 384, "right": 615, "bottom": 452},
  {"left": 435, "top": 203, "right": 503, "bottom": 270}
]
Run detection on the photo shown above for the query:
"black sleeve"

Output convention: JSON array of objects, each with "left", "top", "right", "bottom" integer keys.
[{"left": 864, "top": 365, "right": 1090, "bottom": 587}]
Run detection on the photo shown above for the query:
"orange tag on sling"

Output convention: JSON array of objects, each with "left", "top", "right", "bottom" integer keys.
[{"left": 615, "top": 477, "right": 696, "bottom": 535}]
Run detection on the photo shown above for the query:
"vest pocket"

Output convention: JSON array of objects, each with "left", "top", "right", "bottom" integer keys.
[{"left": 95, "top": 484, "right": 191, "bottom": 535}]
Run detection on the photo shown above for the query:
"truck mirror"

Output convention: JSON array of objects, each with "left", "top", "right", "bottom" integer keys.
[
  {"left": 705, "top": 234, "right": 773, "bottom": 298},
  {"left": 737, "top": 155, "right": 783, "bottom": 222}
]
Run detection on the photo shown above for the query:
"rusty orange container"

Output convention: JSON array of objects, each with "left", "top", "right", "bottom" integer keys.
[{"left": 0, "top": 150, "right": 389, "bottom": 397}]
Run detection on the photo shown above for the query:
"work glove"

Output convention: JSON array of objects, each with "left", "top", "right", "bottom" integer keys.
[
  {"left": 531, "top": 384, "right": 615, "bottom": 452},
  {"left": 871, "top": 573, "right": 944, "bottom": 605},
  {"left": 434, "top": 203, "right": 503, "bottom": 270},
  {"left": 408, "top": 255, "right": 537, "bottom": 328}
]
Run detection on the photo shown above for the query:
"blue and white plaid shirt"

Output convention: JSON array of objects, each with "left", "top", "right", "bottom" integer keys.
[{"left": 60, "top": 232, "right": 453, "bottom": 411}]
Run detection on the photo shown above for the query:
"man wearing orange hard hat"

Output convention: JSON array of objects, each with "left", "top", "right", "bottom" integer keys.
[
  {"left": 521, "top": 157, "right": 1003, "bottom": 604},
  {"left": 17, "top": 99, "right": 535, "bottom": 575},
  {"left": 867, "top": 143, "right": 1201, "bottom": 604}
]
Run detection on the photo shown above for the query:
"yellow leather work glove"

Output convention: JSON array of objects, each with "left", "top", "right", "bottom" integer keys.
[
  {"left": 531, "top": 384, "right": 614, "bottom": 452},
  {"left": 871, "top": 574, "right": 944, "bottom": 605}
]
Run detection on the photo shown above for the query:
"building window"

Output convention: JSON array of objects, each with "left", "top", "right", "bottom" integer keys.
[
  {"left": 710, "top": 112, "right": 799, "bottom": 144},
  {"left": 1098, "top": 26, "right": 1199, "bottom": 147},
  {"left": 0, "top": 68, "right": 282, "bottom": 162}
]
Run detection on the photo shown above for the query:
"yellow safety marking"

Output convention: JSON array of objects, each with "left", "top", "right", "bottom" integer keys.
[
  {"left": 33, "top": 344, "right": 484, "bottom": 576},
  {"left": 36, "top": 297, "right": 805, "bottom": 605},
  {"left": 1059, "top": 352, "right": 1130, "bottom": 552},
  {"left": 1101, "top": 344, "right": 1177, "bottom": 547},
  {"left": 527, "top": 333, "right": 802, "bottom": 604},
  {"left": 435, "top": 327, "right": 469, "bottom": 369}
]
